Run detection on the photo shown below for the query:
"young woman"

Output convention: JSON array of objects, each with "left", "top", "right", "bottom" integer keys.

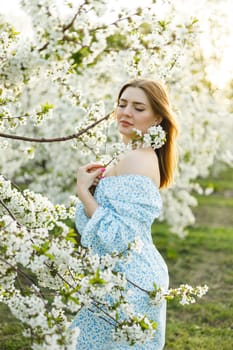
[{"left": 72, "top": 78, "right": 178, "bottom": 349}]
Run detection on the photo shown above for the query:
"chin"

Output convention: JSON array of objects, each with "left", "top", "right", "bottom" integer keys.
[{"left": 119, "top": 128, "right": 133, "bottom": 138}]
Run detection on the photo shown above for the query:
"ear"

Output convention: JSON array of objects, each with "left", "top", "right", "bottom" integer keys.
[{"left": 155, "top": 116, "right": 163, "bottom": 125}]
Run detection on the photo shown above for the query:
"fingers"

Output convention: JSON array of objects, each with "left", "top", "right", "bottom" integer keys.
[
  {"left": 77, "top": 164, "right": 105, "bottom": 189},
  {"left": 92, "top": 167, "right": 105, "bottom": 178},
  {"left": 91, "top": 168, "right": 106, "bottom": 186},
  {"left": 85, "top": 163, "right": 105, "bottom": 172}
]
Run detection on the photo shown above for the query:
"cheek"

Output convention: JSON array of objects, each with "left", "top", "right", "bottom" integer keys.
[
  {"left": 136, "top": 114, "right": 154, "bottom": 128},
  {"left": 115, "top": 109, "right": 120, "bottom": 122},
  {"left": 116, "top": 107, "right": 122, "bottom": 118}
]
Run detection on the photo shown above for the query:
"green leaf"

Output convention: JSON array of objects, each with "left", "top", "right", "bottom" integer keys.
[
  {"left": 32, "top": 241, "right": 50, "bottom": 255},
  {"left": 89, "top": 268, "right": 106, "bottom": 285},
  {"left": 40, "top": 102, "right": 54, "bottom": 114}
]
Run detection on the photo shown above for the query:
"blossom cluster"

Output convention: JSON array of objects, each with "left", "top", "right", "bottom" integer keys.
[
  {"left": 132, "top": 125, "right": 167, "bottom": 150},
  {"left": 105, "top": 125, "right": 167, "bottom": 167},
  {"left": 149, "top": 283, "right": 209, "bottom": 306}
]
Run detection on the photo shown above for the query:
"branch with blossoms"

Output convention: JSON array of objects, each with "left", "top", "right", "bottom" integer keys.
[
  {"left": 0, "top": 112, "right": 112, "bottom": 143},
  {"left": 0, "top": 176, "right": 208, "bottom": 349},
  {"left": 0, "top": 216, "right": 208, "bottom": 348},
  {"left": 1, "top": 0, "right": 210, "bottom": 238},
  {"left": 38, "top": 0, "right": 88, "bottom": 52}
]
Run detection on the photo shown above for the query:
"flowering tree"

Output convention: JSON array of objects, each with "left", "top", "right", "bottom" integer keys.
[
  {"left": 0, "top": 0, "right": 231, "bottom": 348},
  {"left": 0, "top": 0, "right": 232, "bottom": 234}
]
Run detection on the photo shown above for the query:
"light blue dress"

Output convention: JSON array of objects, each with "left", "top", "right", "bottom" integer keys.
[{"left": 72, "top": 175, "right": 169, "bottom": 350}]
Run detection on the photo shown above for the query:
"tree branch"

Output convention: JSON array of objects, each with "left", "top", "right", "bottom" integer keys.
[
  {"left": 38, "top": 5, "right": 143, "bottom": 52},
  {"left": 39, "top": 1, "right": 89, "bottom": 52},
  {"left": 0, "top": 112, "right": 112, "bottom": 143},
  {"left": 90, "top": 10, "right": 142, "bottom": 33}
]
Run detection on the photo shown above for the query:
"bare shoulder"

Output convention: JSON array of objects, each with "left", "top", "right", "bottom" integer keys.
[{"left": 116, "top": 148, "right": 160, "bottom": 187}]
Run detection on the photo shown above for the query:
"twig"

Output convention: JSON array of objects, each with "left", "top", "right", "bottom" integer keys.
[
  {"left": 0, "top": 199, "right": 20, "bottom": 224},
  {"left": 91, "top": 300, "right": 118, "bottom": 325},
  {"left": 62, "top": 1, "right": 86, "bottom": 32},
  {"left": 89, "top": 9, "right": 143, "bottom": 33},
  {"left": 0, "top": 257, "right": 37, "bottom": 287},
  {"left": 86, "top": 306, "right": 116, "bottom": 327},
  {"left": 126, "top": 278, "right": 149, "bottom": 294},
  {"left": 1, "top": 115, "right": 33, "bottom": 120},
  {"left": 2, "top": 175, "right": 26, "bottom": 197}
]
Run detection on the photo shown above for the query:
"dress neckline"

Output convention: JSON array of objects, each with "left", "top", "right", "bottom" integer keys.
[{"left": 100, "top": 174, "right": 160, "bottom": 192}]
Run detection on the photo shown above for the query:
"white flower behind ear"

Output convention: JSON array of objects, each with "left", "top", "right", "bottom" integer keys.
[
  {"left": 147, "top": 125, "right": 166, "bottom": 149},
  {"left": 143, "top": 133, "right": 152, "bottom": 147}
]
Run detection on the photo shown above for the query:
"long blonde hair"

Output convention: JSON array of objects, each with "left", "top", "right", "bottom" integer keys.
[{"left": 117, "top": 79, "right": 179, "bottom": 188}]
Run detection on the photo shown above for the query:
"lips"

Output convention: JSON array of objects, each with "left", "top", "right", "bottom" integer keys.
[{"left": 120, "top": 121, "right": 133, "bottom": 127}]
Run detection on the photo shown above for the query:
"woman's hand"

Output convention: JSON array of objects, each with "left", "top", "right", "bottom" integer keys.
[
  {"left": 77, "top": 163, "right": 105, "bottom": 198},
  {"left": 76, "top": 163, "right": 105, "bottom": 216}
]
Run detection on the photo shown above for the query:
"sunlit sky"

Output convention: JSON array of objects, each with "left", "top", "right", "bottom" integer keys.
[{"left": 0, "top": 0, "right": 232, "bottom": 88}]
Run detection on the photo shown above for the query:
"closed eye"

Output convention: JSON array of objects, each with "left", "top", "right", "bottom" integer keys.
[{"left": 118, "top": 104, "right": 144, "bottom": 111}]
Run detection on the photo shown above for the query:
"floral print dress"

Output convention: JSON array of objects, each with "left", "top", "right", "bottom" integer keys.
[{"left": 72, "top": 175, "right": 169, "bottom": 350}]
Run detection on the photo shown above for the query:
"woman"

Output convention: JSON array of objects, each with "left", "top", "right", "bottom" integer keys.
[{"left": 72, "top": 78, "right": 178, "bottom": 349}]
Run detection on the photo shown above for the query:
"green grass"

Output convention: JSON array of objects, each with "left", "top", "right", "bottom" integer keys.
[
  {"left": 0, "top": 167, "right": 232, "bottom": 349},
  {"left": 152, "top": 167, "right": 233, "bottom": 350}
]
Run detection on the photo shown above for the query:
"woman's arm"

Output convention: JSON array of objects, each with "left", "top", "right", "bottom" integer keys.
[{"left": 77, "top": 189, "right": 99, "bottom": 218}]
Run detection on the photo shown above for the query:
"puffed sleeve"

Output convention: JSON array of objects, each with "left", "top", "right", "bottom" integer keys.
[{"left": 75, "top": 175, "right": 162, "bottom": 254}]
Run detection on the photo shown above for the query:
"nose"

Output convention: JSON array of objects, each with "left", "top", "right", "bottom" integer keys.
[{"left": 122, "top": 104, "right": 133, "bottom": 117}]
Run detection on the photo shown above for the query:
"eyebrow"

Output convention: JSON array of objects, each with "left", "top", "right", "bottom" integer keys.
[{"left": 119, "top": 98, "right": 146, "bottom": 106}]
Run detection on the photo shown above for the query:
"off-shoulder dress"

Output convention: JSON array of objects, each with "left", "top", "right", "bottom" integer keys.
[{"left": 71, "top": 175, "right": 169, "bottom": 350}]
